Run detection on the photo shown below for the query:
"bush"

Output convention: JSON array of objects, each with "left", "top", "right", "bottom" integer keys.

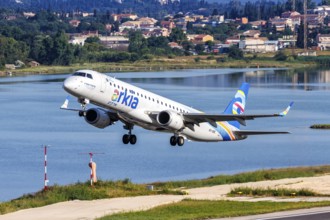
[
  {"left": 216, "top": 57, "right": 226, "bottom": 63},
  {"left": 142, "top": 54, "right": 153, "bottom": 60},
  {"left": 206, "top": 55, "right": 215, "bottom": 60},
  {"left": 194, "top": 57, "right": 201, "bottom": 62},
  {"left": 274, "top": 51, "right": 287, "bottom": 61}
]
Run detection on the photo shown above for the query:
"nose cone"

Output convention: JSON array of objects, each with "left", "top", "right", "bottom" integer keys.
[{"left": 63, "top": 77, "right": 76, "bottom": 93}]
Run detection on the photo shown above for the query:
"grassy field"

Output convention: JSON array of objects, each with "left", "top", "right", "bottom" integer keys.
[
  {"left": 229, "top": 187, "right": 319, "bottom": 197},
  {"left": 1, "top": 165, "right": 330, "bottom": 215},
  {"left": 98, "top": 200, "right": 330, "bottom": 220},
  {"left": 310, "top": 124, "right": 330, "bottom": 129},
  {"left": 152, "top": 165, "right": 330, "bottom": 189}
]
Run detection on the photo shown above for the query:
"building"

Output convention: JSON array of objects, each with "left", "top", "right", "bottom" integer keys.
[
  {"left": 161, "top": 21, "right": 176, "bottom": 30},
  {"left": 249, "top": 20, "right": 266, "bottom": 29},
  {"left": 68, "top": 31, "right": 99, "bottom": 46},
  {"left": 301, "top": 14, "right": 324, "bottom": 28},
  {"left": 269, "top": 17, "right": 293, "bottom": 31},
  {"left": 317, "top": 34, "right": 330, "bottom": 50},
  {"left": 112, "top": 14, "right": 138, "bottom": 22},
  {"left": 69, "top": 20, "right": 81, "bottom": 27},
  {"left": 28, "top": 61, "right": 40, "bottom": 67},
  {"left": 243, "top": 30, "right": 261, "bottom": 38},
  {"left": 239, "top": 37, "right": 277, "bottom": 52},
  {"left": 236, "top": 17, "right": 248, "bottom": 24},
  {"left": 99, "top": 36, "right": 129, "bottom": 50}
]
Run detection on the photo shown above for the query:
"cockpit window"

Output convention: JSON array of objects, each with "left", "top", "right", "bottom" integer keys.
[
  {"left": 73, "top": 72, "right": 93, "bottom": 79},
  {"left": 73, "top": 72, "right": 86, "bottom": 77}
]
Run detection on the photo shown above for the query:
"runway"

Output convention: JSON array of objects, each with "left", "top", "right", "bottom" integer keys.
[{"left": 218, "top": 206, "right": 330, "bottom": 220}]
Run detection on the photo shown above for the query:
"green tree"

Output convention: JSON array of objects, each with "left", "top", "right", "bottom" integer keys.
[
  {"left": 85, "top": 36, "right": 101, "bottom": 44},
  {"left": 296, "top": 21, "right": 304, "bottom": 49},
  {"left": 228, "top": 45, "right": 243, "bottom": 59},
  {"left": 168, "top": 28, "right": 187, "bottom": 45},
  {"left": 128, "top": 30, "right": 148, "bottom": 55},
  {"left": 195, "top": 44, "right": 205, "bottom": 54},
  {"left": 0, "top": 36, "right": 29, "bottom": 66}
]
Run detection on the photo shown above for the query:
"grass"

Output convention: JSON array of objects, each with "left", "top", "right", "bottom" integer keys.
[
  {"left": 152, "top": 165, "right": 330, "bottom": 189},
  {"left": 1, "top": 165, "right": 330, "bottom": 215},
  {"left": 229, "top": 187, "right": 318, "bottom": 197},
  {"left": 98, "top": 199, "right": 330, "bottom": 220},
  {"left": 0, "top": 179, "right": 183, "bottom": 215},
  {"left": 310, "top": 124, "right": 330, "bottom": 129}
]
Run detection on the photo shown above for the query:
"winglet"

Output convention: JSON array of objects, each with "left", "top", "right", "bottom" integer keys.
[
  {"left": 60, "top": 96, "right": 70, "bottom": 109},
  {"left": 279, "top": 101, "right": 294, "bottom": 117}
]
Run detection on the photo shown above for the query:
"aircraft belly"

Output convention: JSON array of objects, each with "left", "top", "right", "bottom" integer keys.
[{"left": 183, "top": 123, "right": 222, "bottom": 142}]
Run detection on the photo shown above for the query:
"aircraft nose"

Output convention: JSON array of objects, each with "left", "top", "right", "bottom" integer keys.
[{"left": 63, "top": 77, "right": 76, "bottom": 92}]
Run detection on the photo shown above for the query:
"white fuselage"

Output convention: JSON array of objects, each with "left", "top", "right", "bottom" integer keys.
[{"left": 63, "top": 70, "right": 239, "bottom": 142}]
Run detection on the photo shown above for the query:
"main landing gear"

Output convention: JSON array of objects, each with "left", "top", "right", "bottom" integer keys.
[
  {"left": 122, "top": 124, "right": 137, "bottom": 145},
  {"left": 170, "top": 135, "right": 185, "bottom": 147}
]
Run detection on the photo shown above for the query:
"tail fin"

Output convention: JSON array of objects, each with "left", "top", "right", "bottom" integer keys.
[{"left": 223, "top": 82, "right": 250, "bottom": 129}]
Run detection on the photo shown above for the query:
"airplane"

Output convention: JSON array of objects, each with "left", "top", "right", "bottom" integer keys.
[{"left": 61, "top": 69, "right": 293, "bottom": 146}]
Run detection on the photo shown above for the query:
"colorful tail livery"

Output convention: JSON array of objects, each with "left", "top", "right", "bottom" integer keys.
[{"left": 223, "top": 83, "right": 250, "bottom": 129}]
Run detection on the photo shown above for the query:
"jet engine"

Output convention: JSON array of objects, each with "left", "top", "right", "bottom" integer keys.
[
  {"left": 157, "top": 110, "right": 184, "bottom": 131},
  {"left": 85, "top": 108, "right": 112, "bottom": 129}
]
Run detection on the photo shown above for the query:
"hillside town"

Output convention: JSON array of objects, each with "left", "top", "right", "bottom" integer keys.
[
  {"left": 29, "top": 5, "right": 330, "bottom": 52},
  {"left": 1, "top": 0, "right": 330, "bottom": 71}
]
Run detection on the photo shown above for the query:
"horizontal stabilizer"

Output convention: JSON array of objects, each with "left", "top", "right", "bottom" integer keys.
[
  {"left": 60, "top": 96, "right": 83, "bottom": 112},
  {"left": 234, "top": 130, "right": 290, "bottom": 136}
]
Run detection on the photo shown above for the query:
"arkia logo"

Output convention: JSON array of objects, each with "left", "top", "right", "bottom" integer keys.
[{"left": 111, "top": 89, "right": 139, "bottom": 109}]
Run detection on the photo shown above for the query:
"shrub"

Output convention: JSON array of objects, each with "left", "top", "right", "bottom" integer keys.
[{"left": 194, "top": 57, "right": 201, "bottom": 62}]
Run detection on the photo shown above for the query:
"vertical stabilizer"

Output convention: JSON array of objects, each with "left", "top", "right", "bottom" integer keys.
[{"left": 223, "top": 83, "right": 250, "bottom": 129}]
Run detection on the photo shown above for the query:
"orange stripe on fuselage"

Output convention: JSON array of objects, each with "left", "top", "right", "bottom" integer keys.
[{"left": 217, "top": 122, "right": 236, "bottom": 140}]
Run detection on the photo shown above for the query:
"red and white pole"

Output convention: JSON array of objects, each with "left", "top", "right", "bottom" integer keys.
[
  {"left": 44, "top": 145, "right": 49, "bottom": 190},
  {"left": 89, "top": 153, "right": 93, "bottom": 186}
]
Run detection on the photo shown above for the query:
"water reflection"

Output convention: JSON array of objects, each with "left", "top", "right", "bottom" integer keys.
[{"left": 121, "top": 68, "right": 330, "bottom": 90}]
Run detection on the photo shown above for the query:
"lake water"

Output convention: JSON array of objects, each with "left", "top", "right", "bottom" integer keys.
[{"left": 0, "top": 68, "right": 329, "bottom": 202}]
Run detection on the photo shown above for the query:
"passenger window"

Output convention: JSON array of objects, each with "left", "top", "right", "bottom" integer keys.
[
  {"left": 157, "top": 100, "right": 159, "bottom": 104},
  {"left": 87, "top": 74, "right": 93, "bottom": 79},
  {"left": 110, "top": 82, "right": 112, "bottom": 86}
]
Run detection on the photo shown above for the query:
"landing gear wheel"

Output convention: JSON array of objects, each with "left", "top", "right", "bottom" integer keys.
[
  {"left": 78, "top": 111, "right": 84, "bottom": 117},
  {"left": 170, "top": 136, "right": 177, "bottom": 146},
  {"left": 122, "top": 134, "right": 130, "bottom": 144},
  {"left": 130, "top": 135, "right": 137, "bottom": 145},
  {"left": 177, "top": 136, "right": 184, "bottom": 146}
]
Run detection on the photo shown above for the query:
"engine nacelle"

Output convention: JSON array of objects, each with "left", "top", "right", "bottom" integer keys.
[
  {"left": 85, "top": 108, "right": 112, "bottom": 129},
  {"left": 157, "top": 110, "right": 184, "bottom": 131}
]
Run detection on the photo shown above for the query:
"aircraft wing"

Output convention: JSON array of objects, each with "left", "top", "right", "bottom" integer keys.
[
  {"left": 183, "top": 102, "right": 294, "bottom": 127},
  {"left": 233, "top": 130, "right": 290, "bottom": 136}
]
